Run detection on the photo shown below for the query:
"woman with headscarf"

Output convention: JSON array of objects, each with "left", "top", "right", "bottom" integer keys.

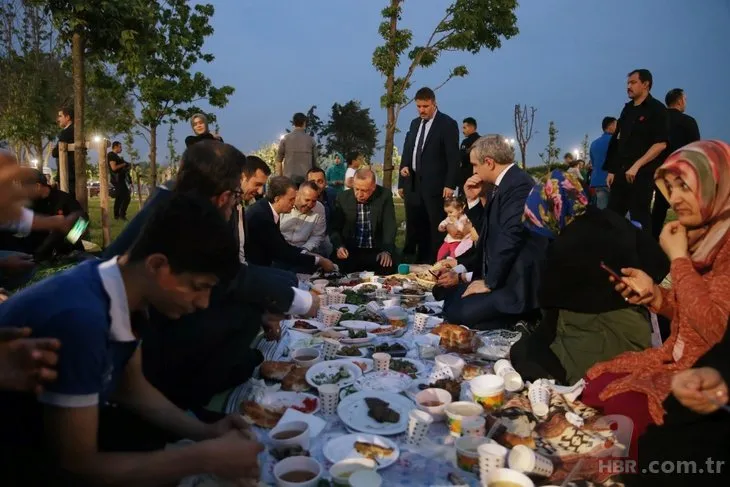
[
  {"left": 184, "top": 113, "right": 223, "bottom": 147},
  {"left": 582, "top": 140, "right": 730, "bottom": 460},
  {"left": 326, "top": 152, "right": 347, "bottom": 193},
  {"left": 512, "top": 170, "right": 668, "bottom": 384}
]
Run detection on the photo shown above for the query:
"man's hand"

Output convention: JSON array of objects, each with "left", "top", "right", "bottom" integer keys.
[
  {"left": 436, "top": 258, "right": 457, "bottom": 270},
  {"left": 625, "top": 163, "right": 641, "bottom": 184},
  {"left": 400, "top": 167, "right": 410, "bottom": 177},
  {"left": 205, "top": 413, "right": 254, "bottom": 440},
  {"left": 318, "top": 257, "right": 336, "bottom": 273},
  {"left": 659, "top": 220, "right": 689, "bottom": 261},
  {"left": 0, "top": 327, "right": 61, "bottom": 394},
  {"left": 671, "top": 367, "right": 728, "bottom": 415},
  {"left": 437, "top": 271, "right": 459, "bottom": 288},
  {"left": 606, "top": 173, "right": 614, "bottom": 187},
  {"left": 336, "top": 247, "right": 349, "bottom": 259},
  {"left": 0, "top": 159, "right": 37, "bottom": 224},
  {"left": 57, "top": 211, "right": 83, "bottom": 235},
  {"left": 463, "top": 175, "right": 483, "bottom": 201},
  {"left": 442, "top": 187, "right": 454, "bottom": 199},
  {"left": 261, "top": 312, "right": 283, "bottom": 341},
  {"left": 377, "top": 251, "right": 392, "bottom": 268},
  {"left": 398, "top": 188, "right": 404, "bottom": 199},
  {"left": 0, "top": 253, "right": 34, "bottom": 273},
  {"left": 462, "top": 280, "right": 490, "bottom": 298},
  {"left": 202, "top": 430, "right": 264, "bottom": 480}
]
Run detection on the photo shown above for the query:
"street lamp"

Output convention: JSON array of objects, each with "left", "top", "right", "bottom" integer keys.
[
  {"left": 279, "top": 134, "right": 286, "bottom": 141},
  {"left": 509, "top": 138, "right": 516, "bottom": 146},
  {"left": 30, "top": 158, "right": 39, "bottom": 168},
  {"left": 573, "top": 148, "right": 580, "bottom": 159},
  {"left": 92, "top": 135, "right": 102, "bottom": 143}
]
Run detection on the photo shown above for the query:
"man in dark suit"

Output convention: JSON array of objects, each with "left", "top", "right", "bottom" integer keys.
[
  {"left": 51, "top": 106, "right": 75, "bottom": 199},
  {"left": 459, "top": 117, "right": 480, "bottom": 191},
  {"left": 245, "top": 176, "right": 335, "bottom": 272},
  {"left": 332, "top": 168, "right": 397, "bottom": 275},
  {"left": 399, "top": 87, "right": 460, "bottom": 263},
  {"left": 650, "top": 88, "right": 700, "bottom": 239},
  {"left": 436, "top": 135, "right": 547, "bottom": 330}
]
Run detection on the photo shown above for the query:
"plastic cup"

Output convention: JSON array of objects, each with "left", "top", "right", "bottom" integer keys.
[
  {"left": 478, "top": 442, "right": 509, "bottom": 480},
  {"left": 455, "top": 436, "right": 491, "bottom": 474},
  {"left": 319, "top": 294, "right": 330, "bottom": 307},
  {"left": 320, "top": 308, "right": 342, "bottom": 328},
  {"left": 360, "top": 271, "right": 375, "bottom": 282},
  {"left": 470, "top": 374, "right": 505, "bottom": 412},
  {"left": 375, "top": 288, "right": 388, "bottom": 300},
  {"left": 322, "top": 338, "right": 341, "bottom": 360},
  {"left": 493, "top": 359, "right": 524, "bottom": 392},
  {"left": 382, "top": 297, "right": 400, "bottom": 308},
  {"left": 397, "top": 263, "right": 410, "bottom": 275},
  {"left": 330, "top": 292, "right": 347, "bottom": 305},
  {"left": 462, "top": 415, "right": 486, "bottom": 437},
  {"left": 435, "top": 354, "right": 466, "bottom": 378},
  {"left": 365, "top": 301, "right": 382, "bottom": 315},
  {"left": 508, "top": 445, "right": 554, "bottom": 477},
  {"left": 413, "top": 313, "right": 430, "bottom": 334},
  {"left": 445, "top": 401, "right": 483, "bottom": 437},
  {"left": 406, "top": 409, "right": 433, "bottom": 447},
  {"left": 318, "top": 384, "right": 340, "bottom": 416},
  {"left": 527, "top": 381, "right": 550, "bottom": 417},
  {"left": 325, "top": 286, "right": 341, "bottom": 296},
  {"left": 372, "top": 352, "right": 391, "bottom": 372}
]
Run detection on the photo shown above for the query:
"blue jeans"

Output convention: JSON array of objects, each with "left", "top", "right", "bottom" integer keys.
[
  {"left": 0, "top": 250, "right": 36, "bottom": 290},
  {"left": 593, "top": 187, "right": 610, "bottom": 210}
]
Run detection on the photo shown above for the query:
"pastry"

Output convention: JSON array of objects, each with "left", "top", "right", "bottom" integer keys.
[
  {"left": 260, "top": 361, "right": 294, "bottom": 381},
  {"left": 354, "top": 441, "right": 395, "bottom": 459},
  {"left": 431, "top": 323, "right": 476, "bottom": 352},
  {"left": 462, "top": 364, "right": 483, "bottom": 380},
  {"left": 281, "top": 366, "right": 309, "bottom": 392},
  {"left": 240, "top": 400, "right": 283, "bottom": 428}
]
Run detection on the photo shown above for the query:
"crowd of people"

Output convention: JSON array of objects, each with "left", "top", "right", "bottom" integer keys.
[{"left": 0, "top": 66, "right": 726, "bottom": 486}]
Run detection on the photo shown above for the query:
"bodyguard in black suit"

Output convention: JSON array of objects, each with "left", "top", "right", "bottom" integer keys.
[
  {"left": 399, "top": 87, "right": 460, "bottom": 263},
  {"left": 459, "top": 117, "right": 480, "bottom": 190},
  {"left": 438, "top": 136, "right": 547, "bottom": 330},
  {"left": 51, "top": 107, "right": 75, "bottom": 198}
]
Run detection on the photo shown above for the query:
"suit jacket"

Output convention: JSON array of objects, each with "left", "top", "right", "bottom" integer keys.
[
  {"left": 667, "top": 108, "right": 700, "bottom": 152},
  {"left": 468, "top": 166, "right": 548, "bottom": 315},
  {"left": 245, "top": 198, "right": 316, "bottom": 268},
  {"left": 330, "top": 185, "right": 397, "bottom": 255},
  {"left": 398, "top": 111, "right": 460, "bottom": 195}
]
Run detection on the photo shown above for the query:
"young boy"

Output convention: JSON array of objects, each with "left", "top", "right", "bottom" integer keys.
[{"left": 0, "top": 193, "right": 263, "bottom": 485}]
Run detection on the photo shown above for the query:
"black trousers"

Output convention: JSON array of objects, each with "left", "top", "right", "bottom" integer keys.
[
  {"left": 650, "top": 188, "right": 670, "bottom": 240},
  {"left": 336, "top": 247, "right": 395, "bottom": 275},
  {"left": 113, "top": 184, "right": 131, "bottom": 219},
  {"left": 607, "top": 169, "right": 655, "bottom": 234},
  {"left": 403, "top": 179, "right": 446, "bottom": 263}
]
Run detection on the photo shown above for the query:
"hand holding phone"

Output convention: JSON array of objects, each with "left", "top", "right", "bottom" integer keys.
[
  {"left": 66, "top": 217, "right": 89, "bottom": 244},
  {"left": 601, "top": 262, "right": 657, "bottom": 306}
]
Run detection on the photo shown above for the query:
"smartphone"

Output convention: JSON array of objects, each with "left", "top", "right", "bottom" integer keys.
[
  {"left": 66, "top": 217, "right": 89, "bottom": 244},
  {"left": 600, "top": 261, "right": 639, "bottom": 294}
]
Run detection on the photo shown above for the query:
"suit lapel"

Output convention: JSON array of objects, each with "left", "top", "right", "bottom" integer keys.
[{"left": 420, "top": 113, "right": 439, "bottom": 152}]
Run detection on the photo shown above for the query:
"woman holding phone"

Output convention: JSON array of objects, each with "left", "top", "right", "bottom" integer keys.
[{"left": 583, "top": 140, "right": 730, "bottom": 459}]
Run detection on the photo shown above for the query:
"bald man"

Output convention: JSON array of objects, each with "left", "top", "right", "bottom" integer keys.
[{"left": 330, "top": 168, "right": 397, "bottom": 274}]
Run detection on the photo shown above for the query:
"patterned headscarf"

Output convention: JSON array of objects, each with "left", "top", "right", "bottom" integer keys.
[
  {"left": 655, "top": 140, "right": 730, "bottom": 270},
  {"left": 523, "top": 169, "right": 589, "bottom": 239}
]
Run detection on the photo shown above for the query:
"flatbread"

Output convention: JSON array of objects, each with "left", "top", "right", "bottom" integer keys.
[
  {"left": 240, "top": 400, "right": 283, "bottom": 428},
  {"left": 260, "top": 361, "right": 295, "bottom": 381},
  {"left": 281, "top": 366, "right": 309, "bottom": 392}
]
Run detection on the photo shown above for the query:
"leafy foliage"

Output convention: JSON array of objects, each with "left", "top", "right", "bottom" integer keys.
[
  {"left": 581, "top": 133, "right": 590, "bottom": 164},
  {"left": 251, "top": 141, "right": 279, "bottom": 175},
  {"left": 538, "top": 121, "right": 561, "bottom": 166},
  {"left": 372, "top": 0, "right": 519, "bottom": 187},
  {"left": 322, "top": 100, "right": 379, "bottom": 159}
]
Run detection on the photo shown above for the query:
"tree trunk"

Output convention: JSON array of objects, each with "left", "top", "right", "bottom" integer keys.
[
  {"left": 149, "top": 124, "right": 158, "bottom": 193},
  {"left": 519, "top": 144, "right": 526, "bottom": 170},
  {"left": 97, "top": 139, "right": 111, "bottom": 247},
  {"left": 72, "top": 31, "right": 88, "bottom": 211},
  {"left": 35, "top": 137, "right": 44, "bottom": 171},
  {"left": 381, "top": 3, "right": 399, "bottom": 190}
]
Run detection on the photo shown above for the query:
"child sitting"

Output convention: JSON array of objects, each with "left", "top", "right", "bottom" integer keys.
[{"left": 437, "top": 197, "right": 478, "bottom": 261}]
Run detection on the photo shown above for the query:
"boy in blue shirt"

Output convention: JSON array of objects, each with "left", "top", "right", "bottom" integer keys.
[{"left": 0, "top": 193, "right": 263, "bottom": 485}]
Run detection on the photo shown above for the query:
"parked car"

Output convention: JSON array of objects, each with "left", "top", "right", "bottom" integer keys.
[{"left": 88, "top": 181, "right": 100, "bottom": 197}]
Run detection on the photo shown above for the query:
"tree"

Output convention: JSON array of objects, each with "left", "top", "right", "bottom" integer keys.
[
  {"left": 251, "top": 141, "right": 279, "bottom": 175},
  {"left": 538, "top": 121, "right": 560, "bottom": 166},
  {"left": 39, "top": 0, "right": 157, "bottom": 211},
  {"left": 581, "top": 133, "right": 590, "bottom": 164},
  {"left": 166, "top": 123, "right": 180, "bottom": 179},
  {"left": 322, "top": 100, "right": 379, "bottom": 159},
  {"left": 372, "top": 0, "right": 518, "bottom": 188},
  {"left": 513, "top": 104, "right": 536, "bottom": 169},
  {"left": 122, "top": 1, "right": 233, "bottom": 191},
  {"left": 371, "top": 146, "right": 401, "bottom": 190}
]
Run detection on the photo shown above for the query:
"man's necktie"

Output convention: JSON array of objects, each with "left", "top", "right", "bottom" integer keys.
[{"left": 414, "top": 119, "right": 427, "bottom": 172}]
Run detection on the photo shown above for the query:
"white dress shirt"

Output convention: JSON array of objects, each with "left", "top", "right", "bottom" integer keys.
[{"left": 411, "top": 110, "right": 438, "bottom": 172}]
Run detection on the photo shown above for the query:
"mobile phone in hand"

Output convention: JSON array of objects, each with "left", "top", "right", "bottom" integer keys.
[
  {"left": 66, "top": 217, "right": 89, "bottom": 244},
  {"left": 600, "top": 261, "right": 639, "bottom": 294}
]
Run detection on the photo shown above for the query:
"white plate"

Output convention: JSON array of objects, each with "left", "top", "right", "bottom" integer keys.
[
  {"left": 337, "top": 391, "right": 414, "bottom": 435},
  {"left": 340, "top": 332, "right": 376, "bottom": 345},
  {"left": 281, "top": 319, "right": 325, "bottom": 335},
  {"left": 352, "top": 282, "right": 383, "bottom": 293},
  {"left": 323, "top": 433, "right": 400, "bottom": 470},
  {"left": 338, "top": 358, "right": 374, "bottom": 374},
  {"left": 389, "top": 357, "right": 428, "bottom": 379},
  {"left": 260, "top": 391, "right": 320, "bottom": 415},
  {"left": 324, "top": 304, "right": 359, "bottom": 314},
  {"left": 305, "top": 360, "right": 363, "bottom": 388},
  {"left": 340, "top": 320, "right": 381, "bottom": 332},
  {"left": 355, "top": 370, "right": 413, "bottom": 394}
]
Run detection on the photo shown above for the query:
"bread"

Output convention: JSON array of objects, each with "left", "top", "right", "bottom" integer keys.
[
  {"left": 431, "top": 323, "right": 476, "bottom": 352},
  {"left": 260, "top": 361, "right": 295, "bottom": 381},
  {"left": 281, "top": 367, "right": 310, "bottom": 392},
  {"left": 462, "top": 364, "right": 483, "bottom": 380},
  {"left": 240, "top": 400, "right": 283, "bottom": 429}
]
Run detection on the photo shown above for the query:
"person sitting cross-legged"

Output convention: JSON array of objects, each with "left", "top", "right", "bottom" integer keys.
[
  {"left": 331, "top": 168, "right": 397, "bottom": 274},
  {"left": 245, "top": 176, "right": 336, "bottom": 273},
  {"left": 0, "top": 193, "right": 263, "bottom": 485}
]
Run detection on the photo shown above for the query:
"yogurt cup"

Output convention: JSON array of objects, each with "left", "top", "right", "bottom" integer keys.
[
  {"left": 445, "top": 401, "right": 483, "bottom": 437},
  {"left": 470, "top": 374, "right": 505, "bottom": 412}
]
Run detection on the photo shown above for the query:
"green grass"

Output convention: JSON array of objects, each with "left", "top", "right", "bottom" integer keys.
[{"left": 86, "top": 196, "right": 142, "bottom": 249}]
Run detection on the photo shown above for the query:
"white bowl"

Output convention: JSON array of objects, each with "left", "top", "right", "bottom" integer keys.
[
  {"left": 269, "top": 421, "right": 310, "bottom": 450},
  {"left": 292, "top": 348, "right": 321, "bottom": 368},
  {"left": 483, "top": 467, "right": 534, "bottom": 487},
  {"left": 415, "top": 388, "right": 453, "bottom": 421},
  {"left": 329, "top": 458, "right": 377, "bottom": 486},
  {"left": 273, "top": 456, "right": 323, "bottom": 487}
]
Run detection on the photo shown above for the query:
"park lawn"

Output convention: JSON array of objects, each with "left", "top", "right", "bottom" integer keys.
[{"left": 86, "top": 195, "right": 408, "bottom": 252}]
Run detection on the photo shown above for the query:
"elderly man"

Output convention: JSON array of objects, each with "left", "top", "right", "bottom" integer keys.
[
  {"left": 331, "top": 168, "right": 396, "bottom": 274},
  {"left": 436, "top": 135, "right": 547, "bottom": 330},
  {"left": 280, "top": 181, "right": 331, "bottom": 257}
]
